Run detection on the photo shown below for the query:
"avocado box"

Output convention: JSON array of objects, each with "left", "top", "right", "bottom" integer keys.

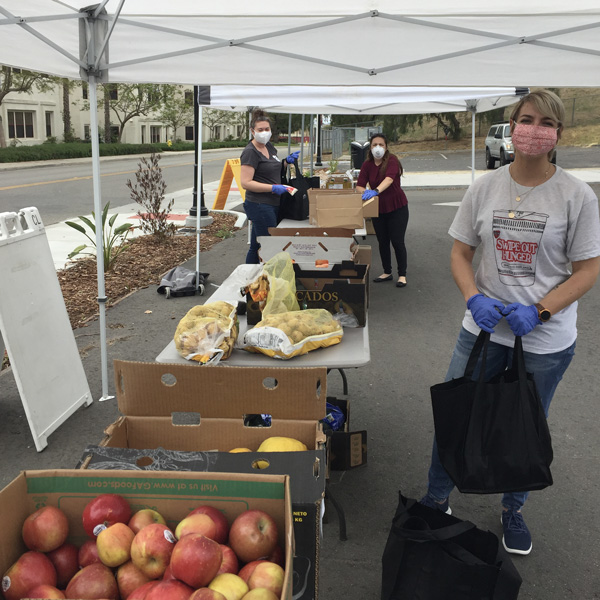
[
  {"left": 0, "top": 469, "right": 293, "bottom": 599},
  {"left": 81, "top": 362, "right": 328, "bottom": 600}
]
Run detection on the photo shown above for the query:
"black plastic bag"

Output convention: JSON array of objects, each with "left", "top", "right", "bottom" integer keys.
[
  {"left": 381, "top": 492, "right": 522, "bottom": 600},
  {"left": 157, "top": 266, "right": 209, "bottom": 298},
  {"left": 431, "top": 331, "right": 553, "bottom": 494},
  {"left": 278, "top": 159, "right": 321, "bottom": 222}
]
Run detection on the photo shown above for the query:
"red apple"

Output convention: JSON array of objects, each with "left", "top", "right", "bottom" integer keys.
[
  {"left": 22, "top": 505, "right": 69, "bottom": 552},
  {"left": 26, "top": 583, "right": 66, "bottom": 599},
  {"left": 237, "top": 561, "right": 267, "bottom": 584},
  {"left": 217, "top": 544, "right": 239, "bottom": 575},
  {"left": 1, "top": 551, "right": 57, "bottom": 600},
  {"left": 130, "top": 523, "right": 176, "bottom": 579},
  {"left": 247, "top": 561, "right": 284, "bottom": 597},
  {"left": 128, "top": 509, "right": 167, "bottom": 535},
  {"left": 208, "top": 573, "right": 249, "bottom": 600},
  {"left": 78, "top": 539, "right": 101, "bottom": 567},
  {"left": 126, "top": 580, "right": 159, "bottom": 600},
  {"left": 117, "top": 560, "right": 152, "bottom": 600},
  {"left": 144, "top": 579, "right": 195, "bottom": 600},
  {"left": 267, "top": 545, "right": 284, "bottom": 568},
  {"left": 175, "top": 513, "right": 218, "bottom": 541},
  {"left": 64, "top": 562, "right": 118, "bottom": 599},
  {"left": 162, "top": 563, "right": 175, "bottom": 580},
  {"left": 228, "top": 510, "right": 278, "bottom": 563},
  {"left": 188, "top": 505, "right": 230, "bottom": 544},
  {"left": 170, "top": 533, "right": 222, "bottom": 588},
  {"left": 97, "top": 522, "right": 135, "bottom": 567},
  {"left": 190, "top": 589, "right": 227, "bottom": 600},
  {"left": 46, "top": 543, "right": 79, "bottom": 588},
  {"left": 241, "top": 589, "right": 279, "bottom": 600},
  {"left": 82, "top": 493, "right": 132, "bottom": 538}
]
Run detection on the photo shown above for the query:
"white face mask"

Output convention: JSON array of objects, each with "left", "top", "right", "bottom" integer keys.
[
  {"left": 253, "top": 130, "right": 272, "bottom": 145},
  {"left": 372, "top": 146, "right": 385, "bottom": 160}
]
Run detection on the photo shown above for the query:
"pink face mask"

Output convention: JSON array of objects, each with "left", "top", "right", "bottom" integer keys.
[{"left": 511, "top": 123, "right": 558, "bottom": 156}]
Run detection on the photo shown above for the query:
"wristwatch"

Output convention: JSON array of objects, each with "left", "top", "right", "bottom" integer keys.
[
  {"left": 535, "top": 303, "right": 552, "bottom": 322},
  {"left": 374, "top": 188, "right": 380, "bottom": 195}
]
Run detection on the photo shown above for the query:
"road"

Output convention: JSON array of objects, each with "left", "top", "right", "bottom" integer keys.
[{"left": 1, "top": 145, "right": 599, "bottom": 225}]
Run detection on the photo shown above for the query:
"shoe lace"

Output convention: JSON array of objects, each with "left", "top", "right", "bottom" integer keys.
[{"left": 504, "top": 510, "right": 527, "bottom": 533}]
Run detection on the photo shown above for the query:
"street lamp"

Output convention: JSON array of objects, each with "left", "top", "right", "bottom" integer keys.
[{"left": 188, "top": 85, "right": 209, "bottom": 221}]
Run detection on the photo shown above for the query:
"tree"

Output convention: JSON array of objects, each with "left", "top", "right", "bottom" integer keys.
[
  {"left": 202, "top": 108, "right": 232, "bottom": 141},
  {"left": 382, "top": 114, "right": 424, "bottom": 142},
  {"left": 430, "top": 112, "right": 462, "bottom": 140},
  {"left": 0, "top": 66, "right": 56, "bottom": 147},
  {"left": 157, "top": 88, "right": 194, "bottom": 141},
  {"left": 87, "top": 83, "right": 176, "bottom": 142}
]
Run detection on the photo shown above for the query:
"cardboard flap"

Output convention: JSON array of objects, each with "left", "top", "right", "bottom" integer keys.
[
  {"left": 113, "top": 361, "right": 326, "bottom": 420},
  {"left": 268, "top": 228, "right": 354, "bottom": 238},
  {"left": 258, "top": 234, "right": 355, "bottom": 264},
  {"left": 294, "top": 262, "right": 367, "bottom": 280},
  {"left": 362, "top": 197, "right": 379, "bottom": 217}
]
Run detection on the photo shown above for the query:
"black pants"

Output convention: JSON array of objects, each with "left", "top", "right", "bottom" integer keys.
[{"left": 372, "top": 205, "right": 409, "bottom": 277}]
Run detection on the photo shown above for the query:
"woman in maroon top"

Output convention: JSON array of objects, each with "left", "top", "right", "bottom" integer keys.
[{"left": 356, "top": 134, "right": 409, "bottom": 287}]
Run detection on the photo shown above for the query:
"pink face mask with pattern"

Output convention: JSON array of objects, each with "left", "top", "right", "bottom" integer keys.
[{"left": 511, "top": 123, "right": 558, "bottom": 156}]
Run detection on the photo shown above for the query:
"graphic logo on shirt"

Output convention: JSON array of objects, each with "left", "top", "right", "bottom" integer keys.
[{"left": 492, "top": 209, "right": 548, "bottom": 286}]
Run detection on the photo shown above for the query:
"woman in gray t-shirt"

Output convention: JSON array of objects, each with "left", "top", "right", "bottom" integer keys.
[
  {"left": 240, "top": 109, "right": 298, "bottom": 264},
  {"left": 421, "top": 90, "right": 600, "bottom": 557}
]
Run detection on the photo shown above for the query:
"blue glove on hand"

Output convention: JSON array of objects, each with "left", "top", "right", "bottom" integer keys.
[
  {"left": 467, "top": 293, "right": 505, "bottom": 333},
  {"left": 286, "top": 151, "right": 300, "bottom": 164},
  {"left": 271, "top": 184, "right": 288, "bottom": 195},
  {"left": 362, "top": 189, "right": 378, "bottom": 201},
  {"left": 501, "top": 303, "right": 540, "bottom": 337}
]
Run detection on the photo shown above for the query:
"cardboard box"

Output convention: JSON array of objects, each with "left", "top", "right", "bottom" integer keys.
[
  {"left": 324, "top": 174, "right": 353, "bottom": 190},
  {"left": 324, "top": 397, "right": 367, "bottom": 470},
  {"left": 0, "top": 469, "right": 293, "bottom": 599},
  {"left": 96, "top": 361, "right": 327, "bottom": 600},
  {"left": 308, "top": 189, "right": 378, "bottom": 229},
  {"left": 78, "top": 446, "right": 325, "bottom": 600},
  {"left": 295, "top": 262, "right": 369, "bottom": 327}
]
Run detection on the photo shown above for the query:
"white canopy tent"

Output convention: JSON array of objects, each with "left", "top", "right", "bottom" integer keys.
[{"left": 1, "top": 1, "right": 598, "bottom": 401}]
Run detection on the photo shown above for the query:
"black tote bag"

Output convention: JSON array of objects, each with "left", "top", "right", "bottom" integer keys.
[
  {"left": 381, "top": 492, "right": 522, "bottom": 600},
  {"left": 431, "top": 331, "right": 553, "bottom": 494},
  {"left": 278, "top": 159, "right": 321, "bottom": 221}
]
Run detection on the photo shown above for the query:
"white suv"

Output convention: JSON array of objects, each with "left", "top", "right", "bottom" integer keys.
[{"left": 485, "top": 123, "right": 514, "bottom": 168}]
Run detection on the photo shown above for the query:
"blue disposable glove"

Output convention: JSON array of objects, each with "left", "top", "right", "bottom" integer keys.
[
  {"left": 362, "top": 189, "right": 378, "bottom": 201},
  {"left": 501, "top": 303, "right": 541, "bottom": 337},
  {"left": 286, "top": 151, "right": 300, "bottom": 164},
  {"left": 467, "top": 293, "right": 505, "bottom": 333},
  {"left": 271, "top": 184, "right": 288, "bottom": 195}
]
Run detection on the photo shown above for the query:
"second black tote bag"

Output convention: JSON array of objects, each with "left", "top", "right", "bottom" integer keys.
[
  {"left": 278, "top": 159, "right": 320, "bottom": 222},
  {"left": 430, "top": 331, "right": 553, "bottom": 494}
]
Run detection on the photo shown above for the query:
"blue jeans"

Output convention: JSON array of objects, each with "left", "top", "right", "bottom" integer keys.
[
  {"left": 427, "top": 327, "right": 575, "bottom": 511},
  {"left": 244, "top": 201, "right": 279, "bottom": 264}
]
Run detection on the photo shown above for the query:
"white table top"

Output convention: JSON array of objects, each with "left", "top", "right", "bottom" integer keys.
[{"left": 156, "top": 264, "right": 370, "bottom": 369}]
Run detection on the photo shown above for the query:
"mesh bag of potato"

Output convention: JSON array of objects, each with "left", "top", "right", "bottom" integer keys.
[
  {"left": 174, "top": 301, "right": 238, "bottom": 364},
  {"left": 241, "top": 308, "right": 343, "bottom": 359},
  {"left": 243, "top": 252, "right": 300, "bottom": 317}
]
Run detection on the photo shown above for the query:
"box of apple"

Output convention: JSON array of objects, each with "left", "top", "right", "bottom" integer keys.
[{"left": 0, "top": 470, "right": 292, "bottom": 600}]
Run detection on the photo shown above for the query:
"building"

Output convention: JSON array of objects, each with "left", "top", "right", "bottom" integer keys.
[{"left": 1, "top": 80, "right": 245, "bottom": 146}]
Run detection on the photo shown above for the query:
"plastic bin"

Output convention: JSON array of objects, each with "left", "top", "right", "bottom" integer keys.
[{"left": 350, "top": 140, "right": 370, "bottom": 170}]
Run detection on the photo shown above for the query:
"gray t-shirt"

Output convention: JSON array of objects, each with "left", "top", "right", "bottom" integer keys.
[
  {"left": 240, "top": 141, "right": 282, "bottom": 207},
  {"left": 449, "top": 165, "right": 600, "bottom": 353}
]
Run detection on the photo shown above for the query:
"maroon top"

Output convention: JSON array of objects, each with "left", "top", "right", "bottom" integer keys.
[{"left": 357, "top": 154, "right": 407, "bottom": 214}]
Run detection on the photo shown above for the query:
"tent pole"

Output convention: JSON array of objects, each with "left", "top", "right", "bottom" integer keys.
[
  {"left": 196, "top": 104, "right": 203, "bottom": 290},
  {"left": 309, "top": 114, "right": 314, "bottom": 176},
  {"left": 287, "top": 114, "right": 292, "bottom": 155},
  {"left": 88, "top": 76, "right": 112, "bottom": 402},
  {"left": 300, "top": 114, "right": 305, "bottom": 171},
  {"left": 471, "top": 110, "right": 476, "bottom": 184}
]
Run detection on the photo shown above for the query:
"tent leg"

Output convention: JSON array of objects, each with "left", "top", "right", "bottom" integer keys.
[
  {"left": 471, "top": 110, "right": 476, "bottom": 185},
  {"left": 89, "top": 76, "right": 113, "bottom": 402}
]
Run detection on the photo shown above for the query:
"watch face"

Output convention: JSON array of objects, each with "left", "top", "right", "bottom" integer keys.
[{"left": 540, "top": 309, "right": 551, "bottom": 322}]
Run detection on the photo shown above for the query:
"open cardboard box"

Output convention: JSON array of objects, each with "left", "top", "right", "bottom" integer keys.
[
  {"left": 325, "top": 397, "right": 368, "bottom": 470},
  {"left": 0, "top": 469, "right": 293, "bottom": 599},
  {"left": 84, "top": 361, "right": 327, "bottom": 600},
  {"left": 308, "top": 189, "right": 378, "bottom": 229}
]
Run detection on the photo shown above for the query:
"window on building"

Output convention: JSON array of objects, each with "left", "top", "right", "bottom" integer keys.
[
  {"left": 141, "top": 125, "right": 146, "bottom": 144},
  {"left": 108, "top": 85, "right": 118, "bottom": 100},
  {"left": 150, "top": 126, "right": 161, "bottom": 143},
  {"left": 185, "top": 126, "right": 194, "bottom": 141},
  {"left": 45, "top": 112, "right": 53, "bottom": 138},
  {"left": 146, "top": 85, "right": 162, "bottom": 103},
  {"left": 82, "top": 82, "right": 88, "bottom": 100},
  {"left": 110, "top": 126, "right": 120, "bottom": 142},
  {"left": 212, "top": 125, "right": 221, "bottom": 140},
  {"left": 7, "top": 111, "right": 35, "bottom": 139},
  {"left": 185, "top": 91, "right": 194, "bottom": 106},
  {"left": 84, "top": 125, "right": 90, "bottom": 140},
  {"left": 237, "top": 125, "right": 243, "bottom": 138}
]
